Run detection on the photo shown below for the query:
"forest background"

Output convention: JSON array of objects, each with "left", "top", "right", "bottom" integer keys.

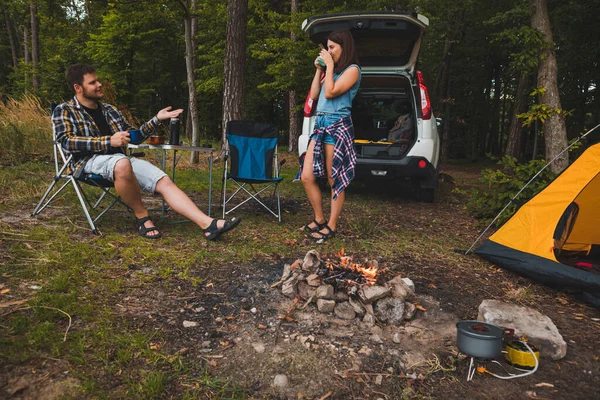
[{"left": 1, "top": 0, "right": 599, "bottom": 167}]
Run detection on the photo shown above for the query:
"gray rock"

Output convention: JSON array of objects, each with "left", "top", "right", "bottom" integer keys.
[
  {"left": 335, "top": 291, "right": 349, "bottom": 302},
  {"left": 334, "top": 302, "right": 356, "bottom": 320},
  {"left": 388, "top": 276, "right": 415, "bottom": 300},
  {"left": 317, "top": 299, "right": 336, "bottom": 313},
  {"left": 281, "top": 277, "right": 297, "bottom": 298},
  {"left": 363, "top": 313, "right": 376, "bottom": 326},
  {"left": 477, "top": 299, "right": 567, "bottom": 360},
  {"left": 297, "top": 281, "right": 316, "bottom": 300},
  {"left": 306, "top": 273, "right": 322, "bottom": 287},
  {"left": 272, "top": 374, "right": 288, "bottom": 388},
  {"left": 348, "top": 297, "right": 366, "bottom": 317},
  {"left": 252, "top": 342, "right": 266, "bottom": 353},
  {"left": 315, "top": 284, "right": 335, "bottom": 300},
  {"left": 374, "top": 297, "right": 406, "bottom": 324},
  {"left": 182, "top": 320, "right": 198, "bottom": 328},
  {"left": 302, "top": 250, "right": 321, "bottom": 271},
  {"left": 403, "top": 302, "right": 417, "bottom": 320},
  {"left": 359, "top": 285, "right": 391, "bottom": 304},
  {"left": 402, "top": 277, "right": 415, "bottom": 292},
  {"left": 280, "top": 263, "right": 292, "bottom": 281}
]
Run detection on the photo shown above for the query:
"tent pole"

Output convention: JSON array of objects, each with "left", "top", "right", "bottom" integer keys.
[{"left": 465, "top": 122, "right": 600, "bottom": 255}]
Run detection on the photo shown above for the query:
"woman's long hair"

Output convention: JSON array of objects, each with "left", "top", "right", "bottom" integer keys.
[{"left": 328, "top": 31, "right": 360, "bottom": 74}]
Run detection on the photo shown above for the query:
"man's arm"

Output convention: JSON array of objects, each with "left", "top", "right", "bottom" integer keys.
[{"left": 53, "top": 103, "right": 112, "bottom": 155}]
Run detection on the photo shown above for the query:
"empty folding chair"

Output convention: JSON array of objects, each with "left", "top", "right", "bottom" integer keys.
[
  {"left": 31, "top": 107, "right": 129, "bottom": 235},
  {"left": 222, "top": 120, "right": 285, "bottom": 222}
]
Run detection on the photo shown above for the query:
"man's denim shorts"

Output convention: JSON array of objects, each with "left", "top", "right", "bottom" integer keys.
[{"left": 83, "top": 154, "right": 167, "bottom": 194}]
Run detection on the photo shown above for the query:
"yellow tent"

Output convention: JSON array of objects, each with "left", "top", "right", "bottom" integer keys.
[{"left": 476, "top": 143, "right": 600, "bottom": 306}]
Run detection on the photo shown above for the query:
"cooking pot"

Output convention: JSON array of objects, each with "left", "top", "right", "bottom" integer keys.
[{"left": 456, "top": 320, "right": 509, "bottom": 359}]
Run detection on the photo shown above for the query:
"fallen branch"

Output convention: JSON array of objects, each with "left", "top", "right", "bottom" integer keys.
[
  {"left": 318, "top": 391, "right": 333, "bottom": 400},
  {"left": 0, "top": 306, "right": 72, "bottom": 342}
]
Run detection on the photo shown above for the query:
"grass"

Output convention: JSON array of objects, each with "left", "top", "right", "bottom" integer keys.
[{"left": 0, "top": 95, "right": 495, "bottom": 398}]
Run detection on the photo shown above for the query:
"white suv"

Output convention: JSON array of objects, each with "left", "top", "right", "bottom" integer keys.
[{"left": 298, "top": 12, "right": 440, "bottom": 202}]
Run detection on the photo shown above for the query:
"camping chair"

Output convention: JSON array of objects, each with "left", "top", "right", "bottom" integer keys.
[
  {"left": 31, "top": 107, "right": 130, "bottom": 235},
  {"left": 222, "top": 120, "right": 285, "bottom": 222}
]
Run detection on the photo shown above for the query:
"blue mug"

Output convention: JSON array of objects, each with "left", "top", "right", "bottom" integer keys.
[{"left": 128, "top": 129, "right": 143, "bottom": 144}]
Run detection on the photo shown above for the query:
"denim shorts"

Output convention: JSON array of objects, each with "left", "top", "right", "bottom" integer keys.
[
  {"left": 83, "top": 154, "right": 167, "bottom": 194},
  {"left": 310, "top": 112, "right": 346, "bottom": 145}
]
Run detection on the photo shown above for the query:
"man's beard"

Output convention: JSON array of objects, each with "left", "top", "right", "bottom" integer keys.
[{"left": 82, "top": 87, "right": 103, "bottom": 102}]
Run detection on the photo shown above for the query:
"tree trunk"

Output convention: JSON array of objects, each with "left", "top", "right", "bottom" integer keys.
[
  {"left": 436, "top": 10, "right": 464, "bottom": 162},
  {"left": 530, "top": 0, "right": 568, "bottom": 173},
  {"left": 23, "top": 24, "right": 30, "bottom": 89},
  {"left": 505, "top": 71, "right": 528, "bottom": 159},
  {"left": 30, "top": 0, "right": 39, "bottom": 90},
  {"left": 184, "top": 0, "right": 201, "bottom": 163},
  {"left": 288, "top": 0, "right": 300, "bottom": 153},
  {"left": 487, "top": 61, "right": 502, "bottom": 155},
  {"left": 221, "top": 0, "right": 248, "bottom": 152},
  {"left": 4, "top": 8, "right": 18, "bottom": 71}
]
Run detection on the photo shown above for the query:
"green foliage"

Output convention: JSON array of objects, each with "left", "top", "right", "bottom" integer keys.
[
  {"left": 517, "top": 87, "right": 574, "bottom": 127},
  {"left": 467, "top": 155, "right": 555, "bottom": 226}
]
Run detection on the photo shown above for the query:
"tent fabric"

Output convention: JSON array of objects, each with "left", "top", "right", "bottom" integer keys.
[{"left": 476, "top": 143, "right": 600, "bottom": 306}]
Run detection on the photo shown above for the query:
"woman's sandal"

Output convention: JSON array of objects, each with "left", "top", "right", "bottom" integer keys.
[
  {"left": 308, "top": 224, "right": 336, "bottom": 242},
  {"left": 302, "top": 219, "right": 327, "bottom": 233},
  {"left": 203, "top": 217, "right": 242, "bottom": 241},
  {"left": 136, "top": 216, "right": 161, "bottom": 239}
]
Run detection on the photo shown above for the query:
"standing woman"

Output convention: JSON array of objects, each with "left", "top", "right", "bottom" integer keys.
[{"left": 301, "top": 30, "right": 361, "bottom": 242}]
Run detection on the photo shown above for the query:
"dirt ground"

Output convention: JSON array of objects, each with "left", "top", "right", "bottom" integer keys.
[{"left": 2, "top": 163, "right": 599, "bottom": 399}]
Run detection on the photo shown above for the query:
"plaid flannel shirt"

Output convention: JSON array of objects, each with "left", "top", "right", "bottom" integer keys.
[
  {"left": 305, "top": 116, "right": 356, "bottom": 200},
  {"left": 52, "top": 96, "right": 160, "bottom": 178}
]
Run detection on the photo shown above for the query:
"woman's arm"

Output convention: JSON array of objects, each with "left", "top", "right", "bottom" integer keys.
[
  {"left": 309, "top": 63, "right": 324, "bottom": 101},
  {"left": 319, "top": 49, "right": 359, "bottom": 99},
  {"left": 322, "top": 64, "right": 359, "bottom": 99}
]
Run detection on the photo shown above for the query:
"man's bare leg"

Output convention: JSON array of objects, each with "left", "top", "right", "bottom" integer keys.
[
  {"left": 154, "top": 177, "right": 230, "bottom": 236},
  {"left": 113, "top": 158, "right": 159, "bottom": 237}
]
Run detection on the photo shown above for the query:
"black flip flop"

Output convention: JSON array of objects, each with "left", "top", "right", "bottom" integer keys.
[
  {"left": 302, "top": 219, "right": 327, "bottom": 233},
  {"left": 308, "top": 224, "right": 336, "bottom": 242},
  {"left": 203, "top": 217, "right": 242, "bottom": 241},
  {"left": 136, "top": 216, "right": 161, "bottom": 239}
]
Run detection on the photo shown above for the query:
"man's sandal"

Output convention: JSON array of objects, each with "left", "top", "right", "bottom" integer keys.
[
  {"left": 136, "top": 216, "right": 161, "bottom": 239},
  {"left": 302, "top": 219, "right": 327, "bottom": 233},
  {"left": 308, "top": 225, "right": 336, "bottom": 242},
  {"left": 203, "top": 217, "right": 242, "bottom": 241}
]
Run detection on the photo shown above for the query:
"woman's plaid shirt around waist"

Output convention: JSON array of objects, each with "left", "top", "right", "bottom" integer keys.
[
  {"left": 311, "top": 116, "right": 356, "bottom": 200},
  {"left": 52, "top": 96, "right": 160, "bottom": 178}
]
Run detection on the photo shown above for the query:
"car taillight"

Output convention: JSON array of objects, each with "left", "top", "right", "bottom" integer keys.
[
  {"left": 416, "top": 71, "right": 431, "bottom": 120},
  {"left": 303, "top": 91, "right": 315, "bottom": 117},
  {"left": 418, "top": 159, "right": 427, "bottom": 168}
]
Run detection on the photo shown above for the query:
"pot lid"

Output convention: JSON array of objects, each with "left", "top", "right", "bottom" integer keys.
[{"left": 456, "top": 320, "right": 504, "bottom": 340}]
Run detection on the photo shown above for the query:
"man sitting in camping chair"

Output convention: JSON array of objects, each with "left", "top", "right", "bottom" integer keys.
[{"left": 53, "top": 64, "right": 240, "bottom": 240}]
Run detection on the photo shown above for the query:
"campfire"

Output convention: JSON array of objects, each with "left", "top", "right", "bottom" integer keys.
[
  {"left": 318, "top": 249, "right": 385, "bottom": 295},
  {"left": 275, "top": 250, "right": 418, "bottom": 325}
]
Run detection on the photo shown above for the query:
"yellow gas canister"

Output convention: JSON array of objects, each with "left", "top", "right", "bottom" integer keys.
[{"left": 505, "top": 340, "right": 540, "bottom": 370}]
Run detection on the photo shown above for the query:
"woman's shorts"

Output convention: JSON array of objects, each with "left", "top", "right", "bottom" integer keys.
[
  {"left": 310, "top": 112, "right": 346, "bottom": 145},
  {"left": 83, "top": 153, "right": 167, "bottom": 194}
]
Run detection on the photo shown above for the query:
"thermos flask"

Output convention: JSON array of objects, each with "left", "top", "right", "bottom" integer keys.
[{"left": 169, "top": 118, "right": 180, "bottom": 145}]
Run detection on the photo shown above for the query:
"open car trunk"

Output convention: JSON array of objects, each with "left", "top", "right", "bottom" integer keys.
[{"left": 352, "top": 74, "right": 416, "bottom": 159}]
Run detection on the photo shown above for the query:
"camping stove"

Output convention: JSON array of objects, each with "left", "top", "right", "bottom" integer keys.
[{"left": 456, "top": 321, "right": 539, "bottom": 381}]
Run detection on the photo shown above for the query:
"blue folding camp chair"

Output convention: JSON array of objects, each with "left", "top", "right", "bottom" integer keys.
[
  {"left": 222, "top": 120, "right": 285, "bottom": 222},
  {"left": 31, "top": 106, "right": 130, "bottom": 235}
]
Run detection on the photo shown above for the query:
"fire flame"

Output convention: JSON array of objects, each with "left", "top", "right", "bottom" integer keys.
[{"left": 322, "top": 249, "right": 381, "bottom": 286}]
